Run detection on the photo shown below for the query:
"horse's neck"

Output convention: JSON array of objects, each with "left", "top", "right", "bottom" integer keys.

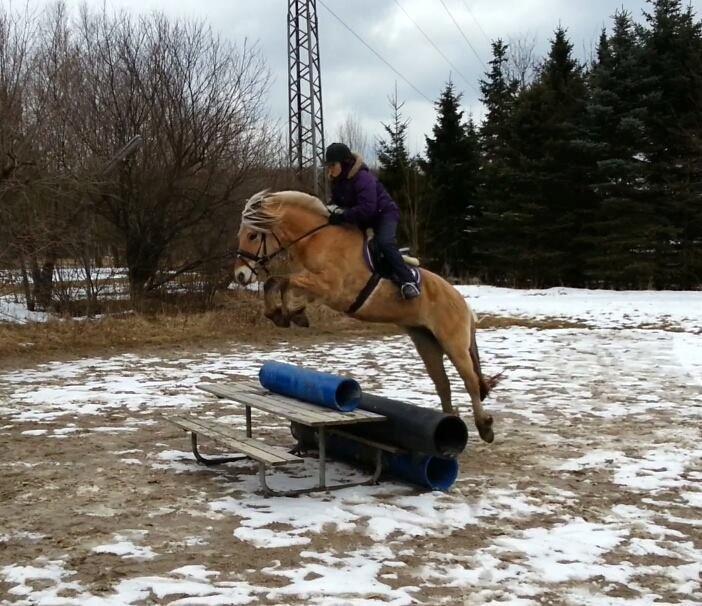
[
  {"left": 277, "top": 209, "right": 325, "bottom": 244},
  {"left": 278, "top": 207, "right": 360, "bottom": 271}
]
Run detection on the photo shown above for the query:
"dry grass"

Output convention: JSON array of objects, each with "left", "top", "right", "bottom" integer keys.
[
  {"left": 477, "top": 314, "right": 587, "bottom": 330},
  {"left": 0, "top": 291, "right": 396, "bottom": 368},
  {"left": 1, "top": 292, "right": 587, "bottom": 369}
]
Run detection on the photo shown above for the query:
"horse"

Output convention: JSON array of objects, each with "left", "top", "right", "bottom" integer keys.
[{"left": 232, "top": 189, "right": 499, "bottom": 443}]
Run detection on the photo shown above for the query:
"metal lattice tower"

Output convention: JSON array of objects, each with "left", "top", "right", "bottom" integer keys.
[{"left": 288, "top": 0, "right": 325, "bottom": 197}]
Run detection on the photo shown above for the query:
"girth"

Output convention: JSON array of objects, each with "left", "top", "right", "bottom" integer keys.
[{"left": 346, "top": 273, "right": 383, "bottom": 315}]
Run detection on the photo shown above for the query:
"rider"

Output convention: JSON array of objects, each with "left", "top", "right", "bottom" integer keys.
[{"left": 324, "top": 142, "right": 421, "bottom": 300}]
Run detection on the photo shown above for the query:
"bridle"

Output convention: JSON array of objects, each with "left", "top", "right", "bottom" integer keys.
[{"left": 234, "top": 222, "right": 330, "bottom": 278}]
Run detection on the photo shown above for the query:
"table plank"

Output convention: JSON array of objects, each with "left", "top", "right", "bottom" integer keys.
[
  {"left": 198, "top": 382, "right": 385, "bottom": 426},
  {"left": 167, "top": 415, "right": 302, "bottom": 465}
]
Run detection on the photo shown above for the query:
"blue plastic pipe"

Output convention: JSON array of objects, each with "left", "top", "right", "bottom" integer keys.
[
  {"left": 291, "top": 424, "right": 459, "bottom": 491},
  {"left": 259, "top": 361, "right": 361, "bottom": 412},
  {"left": 386, "top": 451, "right": 459, "bottom": 491}
]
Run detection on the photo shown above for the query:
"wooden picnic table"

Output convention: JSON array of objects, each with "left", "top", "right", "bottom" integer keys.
[{"left": 166, "top": 379, "right": 400, "bottom": 496}]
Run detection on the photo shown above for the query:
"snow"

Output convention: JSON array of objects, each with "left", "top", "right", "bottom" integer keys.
[
  {"left": 0, "top": 297, "right": 50, "bottom": 324},
  {"left": 262, "top": 550, "right": 417, "bottom": 604},
  {"left": 555, "top": 446, "right": 702, "bottom": 492},
  {"left": 494, "top": 519, "right": 629, "bottom": 583},
  {"left": 458, "top": 285, "right": 702, "bottom": 332},
  {"left": 92, "top": 540, "right": 156, "bottom": 560}
]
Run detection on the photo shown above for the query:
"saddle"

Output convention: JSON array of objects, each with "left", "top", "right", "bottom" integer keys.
[
  {"left": 363, "top": 230, "right": 420, "bottom": 277},
  {"left": 346, "top": 231, "right": 422, "bottom": 314}
]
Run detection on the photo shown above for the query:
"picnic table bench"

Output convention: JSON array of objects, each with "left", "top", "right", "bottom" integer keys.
[{"left": 166, "top": 379, "right": 402, "bottom": 496}]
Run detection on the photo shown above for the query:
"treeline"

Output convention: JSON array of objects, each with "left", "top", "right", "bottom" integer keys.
[
  {"left": 379, "top": 0, "right": 702, "bottom": 289},
  {"left": 0, "top": 3, "right": 280, "bottom": 312}
]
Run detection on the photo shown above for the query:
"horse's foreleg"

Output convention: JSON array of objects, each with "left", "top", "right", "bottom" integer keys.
[
  {"left": 263, "top": 277, "right": 288, "bottom": 327},
  {"left": 407, "top": 327, "right": 453, "bottom": 414},
  {"left": 433, "top": 321, "right": 494, "bottom": 443},
  {"left": 280, "top": 279, "right": 310, "bottom": 327},
  {"left": 285, "top": 270, "right": 334, "bottom": 313}
]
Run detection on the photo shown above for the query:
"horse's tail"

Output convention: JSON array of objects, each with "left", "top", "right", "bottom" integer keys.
[{"left": 469, "top": 313, "right": 502, "bottom": 401}]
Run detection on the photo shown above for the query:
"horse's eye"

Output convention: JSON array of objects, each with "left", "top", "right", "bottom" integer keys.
[{"left": 248, "top": 233, "right": 258, "bottom": 241}]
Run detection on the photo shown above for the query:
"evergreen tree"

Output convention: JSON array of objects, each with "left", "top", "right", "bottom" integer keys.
[
  {"left": 640, "top": 0, "right": 702, "bottom": 287},
  {"left": 477, "top": 40, "right": 520, "bottom": 283},
  {"left": 509, "top": 27, "right": 593, "bottom": 286},
  {"left": 377, "top": 86, "right": 411, "bottom": 191},
  {"left": 377, "top": 86, "right": 412, "bottom": 241},
  {"left": 585, "top": 12, "right": 656, "bottom": 287},
  {"left": 423, "top": 80, "right": 480, "bottom": 276}
]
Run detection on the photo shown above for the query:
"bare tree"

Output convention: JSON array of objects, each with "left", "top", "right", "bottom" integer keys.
[
  {"left": 0, "top": 5, "right": 35, "bottom": 187},
  {"left": 0, "top": 4, "right": 78, "bottom": 310},
  {"left": 0, "top": 4, "right": 277, "bottom": 313},
  {"left": 507, "top": 33, "right": 538, "bottom": 90},
  {"left": 71, "top": 8, "right": 274, "bottom": 299},
  {"left": 335, "top": 113, "right": 371, "bottom": 161}
]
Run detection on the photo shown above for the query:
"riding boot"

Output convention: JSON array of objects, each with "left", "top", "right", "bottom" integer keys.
[{"left": 373, "top": 215, "right": 421, "bottom": 298}]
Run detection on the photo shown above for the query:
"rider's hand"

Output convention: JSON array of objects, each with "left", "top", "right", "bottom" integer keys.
[{"left": 328, "top": 210, "right": 345, "bottom": 225}]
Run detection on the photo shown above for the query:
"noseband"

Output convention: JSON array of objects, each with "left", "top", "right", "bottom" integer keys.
[
  {"left": 234, "top": 223, "right": 330, "bottom": 277},
  {"left": 235, "top": 231, "right": 283, "bottom": 278}
]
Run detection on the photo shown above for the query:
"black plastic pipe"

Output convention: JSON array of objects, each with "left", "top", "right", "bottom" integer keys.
[{"left": 348, "top": 393, "right": 468, "bottom": 457}]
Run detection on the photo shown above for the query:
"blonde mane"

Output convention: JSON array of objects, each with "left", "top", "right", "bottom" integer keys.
[{"left": 240, "top": 189, "right": 329, "bottom": 233}]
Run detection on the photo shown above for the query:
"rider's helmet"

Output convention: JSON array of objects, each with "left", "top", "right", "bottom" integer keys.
[{"left": 325, "top": 142, "right": 354, "bottom": 165}]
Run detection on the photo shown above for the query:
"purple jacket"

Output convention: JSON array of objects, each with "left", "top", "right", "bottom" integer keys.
[{"left": 331, "top": 155, "right": 400, "bottom": 228}]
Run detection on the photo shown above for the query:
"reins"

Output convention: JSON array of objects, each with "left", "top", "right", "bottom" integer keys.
[{"left": 234, "top": 222, "right": 330, "bottom": 276}]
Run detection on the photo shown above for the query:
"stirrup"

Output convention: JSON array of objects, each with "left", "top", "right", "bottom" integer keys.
[{"left": 400, "top": 282, "right": 420, "bottom": 300}]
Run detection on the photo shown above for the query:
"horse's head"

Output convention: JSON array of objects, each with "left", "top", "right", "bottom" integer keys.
[
  {"left": 231, "top": 189, "right": 284, "bottom": 285},
  {"left": 232, "top": 225, "right": 265, "bottom": 285},
  {"left": 232, "top": 189, "right": 329, "bottom": 285}
]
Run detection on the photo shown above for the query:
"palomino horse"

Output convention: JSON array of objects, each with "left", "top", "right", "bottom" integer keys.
[{"left": 233, "top": 190, "right": 498, "bottom": 443}]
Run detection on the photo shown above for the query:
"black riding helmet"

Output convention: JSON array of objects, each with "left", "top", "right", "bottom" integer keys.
[{"left": 325, "top": 142, "right": 354, "bottom": 165}]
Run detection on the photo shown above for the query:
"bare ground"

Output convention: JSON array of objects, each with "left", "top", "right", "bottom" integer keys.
[{"left": 0, "top": 325, "right": 700, "bottom": 604}]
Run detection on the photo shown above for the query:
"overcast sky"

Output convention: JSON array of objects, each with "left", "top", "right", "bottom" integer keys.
[{"left": 21, "top": 0, "right": 702, "bottom": 155}]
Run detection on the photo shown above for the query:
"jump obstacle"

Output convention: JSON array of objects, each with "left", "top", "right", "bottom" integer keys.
[{"left": 166, "top": 361, "right": 468, "bottom": 496}]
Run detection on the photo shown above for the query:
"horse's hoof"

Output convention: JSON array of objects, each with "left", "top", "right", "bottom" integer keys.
[
  {"left": 477, "top": 415, "right": 494, "bottom": 443},
  {"left": 265, "top": 308, "right": 289, "bottom": 327},
  {"left": 290, "top": 310, "right": 310, "bottom": 327}
]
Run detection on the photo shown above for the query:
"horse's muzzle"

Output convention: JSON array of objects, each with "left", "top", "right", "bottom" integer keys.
[{"left": 236, "top": 267, "right": 253, "bottom": 285}]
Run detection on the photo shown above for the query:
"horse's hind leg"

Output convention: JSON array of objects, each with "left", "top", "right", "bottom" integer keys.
[
  {"left": 407, "top": 327, "right": 453, "bottom": 414},
  {"left": 433, "top": 324, "right": 494, "bottom": 443}
]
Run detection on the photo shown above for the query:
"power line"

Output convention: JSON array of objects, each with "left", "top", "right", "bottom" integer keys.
[
  {"left": 392, "top": 0, "right": 479, "bottom": 95},
  {"left": 438, "top": 0, "right": 486, "bottom": 69},
  {"left": 317, "top": 0, "right": 434, "bottom": 104},
  {"left": 459, "top": 0, "right": 492, "bottom": 46}
]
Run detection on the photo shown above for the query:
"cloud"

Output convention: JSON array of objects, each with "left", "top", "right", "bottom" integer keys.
[{"left": 22, "top": 0, "right": 691, "bottom": 155}]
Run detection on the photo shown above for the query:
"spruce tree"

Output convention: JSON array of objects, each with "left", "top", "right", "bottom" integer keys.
[
  {"left": 585, "top": 12, "right": 656, "bottom": 287},
  {"left": 509, "top": 27, "right": 593, "bottom": 286},
  {"left": 423, "top": 80, "right": 480, "bottom": 276},
  {"left": 478, "top": 40, "right": 520, "bottom": 283},
  {"left": 377, "top": 87, "right": 411, "bottom": 235},
  {"left": 640, "top": 0, "right": 702, "bottom": 287}
]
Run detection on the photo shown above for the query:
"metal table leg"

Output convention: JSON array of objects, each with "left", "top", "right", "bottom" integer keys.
[
  {"left": 190, "top": 432, "right": 248, "bottom": 466},
  {"left": 257, "top": 445, "right": 384, "bottom": 497},
  {"left": 245, "top": 405, "right": 252, "bottom": 438},
  {"left": 318, "top": 426, "right": 326, "bottom": 488},
  {"left": 258, "top": 462, "right": 271, "bottom": 497}
]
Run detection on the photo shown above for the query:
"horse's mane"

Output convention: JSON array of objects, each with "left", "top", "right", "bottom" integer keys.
[{"left": 241, "top": 189, "right": 329, "bottom": 232}]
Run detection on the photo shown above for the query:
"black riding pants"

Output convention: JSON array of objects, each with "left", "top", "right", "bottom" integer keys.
[{"left": 374, "top": 215, "right": 416, "bottom": 284}]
